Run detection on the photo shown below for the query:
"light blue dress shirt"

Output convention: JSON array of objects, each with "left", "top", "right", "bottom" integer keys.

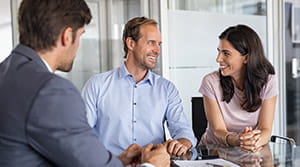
[{"left": 82, "top": 63, "right": 197, "bottom": 155}]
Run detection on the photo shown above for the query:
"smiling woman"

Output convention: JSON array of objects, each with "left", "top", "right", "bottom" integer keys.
[
  {"left": 198, "top": 24, "right": 278, "bottom": 153},
  {"left": 216, "top": 39, "right": 248, "bottom": 86}
]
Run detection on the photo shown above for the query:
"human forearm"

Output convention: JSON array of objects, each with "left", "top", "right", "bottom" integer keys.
[
  {"left": 254, "top": 96, "right": 276, "bottom": 149},
  {"left": 226, "top": 132, "right": 241, "bottom": 146},
  {"left": 214, "top": 130, "right": 240, "bottom": 146},
  {"left": 256, "top": 128, "right": 272, "bottom": 147}
]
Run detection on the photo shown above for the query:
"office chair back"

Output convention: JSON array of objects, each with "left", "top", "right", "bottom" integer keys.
[
  {"left": 270, "top": 135, "right": 296, "bottom": 163},
  {"left": 191, "top": 97, "right": 207, "bottom": 145},
  {"left": 270, "top": 135, "right": 296, "bottom": 146}
]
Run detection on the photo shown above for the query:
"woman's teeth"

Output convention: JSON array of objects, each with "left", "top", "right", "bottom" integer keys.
[{"left": 220, "top": 65, "right": 228, "bottom": 69}]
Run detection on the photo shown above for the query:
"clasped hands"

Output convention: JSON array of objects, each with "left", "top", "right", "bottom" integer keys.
[
  {"left": 239, "top": 126, "right": 262, "bottom": 153},
  {"left": 118, "top": 139, "right": 189, "bottom": 167}
]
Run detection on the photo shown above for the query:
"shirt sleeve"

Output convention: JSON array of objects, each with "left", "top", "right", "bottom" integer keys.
[
  {"left": 27, "top": 77, "right": 123, "bottom": 167},
  {"left": 165, "top": 81, "right": 198, "bottom": 147},
  {"left": 199, "top": 73, "right": 217, "bottom": 100},
  {"left": 262, "top": 74, "right": 278, "bottom": 99},
  {"left": 81, "top": 76, "right": 99, "bottom": 128},
  {"left": 138, "top": 163, "right": 156, "bottom": 167}
]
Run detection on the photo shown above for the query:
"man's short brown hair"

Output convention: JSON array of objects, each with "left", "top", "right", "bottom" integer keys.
[
  {"left": 122, "top": 16, "right": 158, "bottom": 58},
  {"left": 18, "top": 0, "right": 92, "bottom": 52}
]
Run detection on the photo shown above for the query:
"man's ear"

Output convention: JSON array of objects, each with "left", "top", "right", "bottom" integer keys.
[
  {"left": 126, "top": 37, "right": 136, "bottom": 51},
  {"left": 61, "top": 27, "right": 73, "bottom": 46}
]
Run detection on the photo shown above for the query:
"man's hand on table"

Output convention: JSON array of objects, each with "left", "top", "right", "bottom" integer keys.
[{"left": 164, "top": 138, "right": 192, "bottom": 156}]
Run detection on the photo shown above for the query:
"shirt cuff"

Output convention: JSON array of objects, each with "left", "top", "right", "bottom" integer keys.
[{"left": 138, "top": 162, "right": 156, "bottom": 167}]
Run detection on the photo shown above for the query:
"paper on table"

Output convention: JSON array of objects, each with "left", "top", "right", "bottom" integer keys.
[{"left": 174, "top": 158, "right": 240, "bottom": 167}]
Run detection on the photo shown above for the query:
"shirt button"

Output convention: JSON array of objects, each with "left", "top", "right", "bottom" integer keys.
[
  {"left": 133, "top": 102, "right": 136, "bottom": 105},
  {"left": 133, "top": 120, "right": 137, "bottom": 123},
  {"left": 134, "top": 85, "right": 137, "bottom": 88},
  {"left": 134, "top": 138, "right": 137, "bottom": 141}
]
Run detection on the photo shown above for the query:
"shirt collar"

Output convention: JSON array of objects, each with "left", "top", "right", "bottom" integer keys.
[
  {"left": 119, "top": 62, "right": 154, "bottom": 86},
  {"left": 40, "top": 58, "right": 54, "bottom": 73}
]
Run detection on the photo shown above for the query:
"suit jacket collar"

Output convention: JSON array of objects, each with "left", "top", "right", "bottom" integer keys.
[{"left": 12, "top": 44, "right": 49, "bottom": 72}]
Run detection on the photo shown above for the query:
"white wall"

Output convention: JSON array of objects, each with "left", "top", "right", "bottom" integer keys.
[{"left": 0, "top": 0, "right": 12, "bottom": 62}]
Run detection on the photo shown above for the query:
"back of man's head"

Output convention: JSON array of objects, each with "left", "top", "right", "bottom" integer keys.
[{"left": 18, "top": 0, "right": 92, "bottom": 52}]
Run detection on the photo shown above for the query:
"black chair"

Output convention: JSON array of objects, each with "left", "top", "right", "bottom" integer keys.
[{"left": 191, "top": 97, "right": 207, "bottom": 145}]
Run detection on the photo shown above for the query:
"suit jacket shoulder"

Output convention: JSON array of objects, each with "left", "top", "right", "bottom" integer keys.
[{"left": 0, "top": 45, "right": 123, "bottom": 167}]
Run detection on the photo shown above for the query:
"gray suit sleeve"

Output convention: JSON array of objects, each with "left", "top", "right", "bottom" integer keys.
[{"left": 26, "top": 77, "right": 123, "bottom": 167}]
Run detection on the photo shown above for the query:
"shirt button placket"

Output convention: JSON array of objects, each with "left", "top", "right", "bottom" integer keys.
[{"left": 133, "top": 84, "right": 137, "bottom": 143}]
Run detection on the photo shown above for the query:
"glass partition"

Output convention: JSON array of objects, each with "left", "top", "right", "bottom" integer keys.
[
  {"left": 11, "top": 0, "right": 161, "bottom": 91},
  {"left": 56, "top": 1, "right": 101, "bottom": 90},
  {"left": 284, "top": 1, "right": 300, "bottom": 144},
  {"left": 0, "top": 0, "right": 12, "bottom": 62},
  {"left": 169, "top": 0, "right": 266, "bottom": 15}
]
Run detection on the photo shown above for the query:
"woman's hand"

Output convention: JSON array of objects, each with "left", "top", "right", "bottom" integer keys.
[{"left": 239, "top": 127, "right": 262, "bottom": 152}]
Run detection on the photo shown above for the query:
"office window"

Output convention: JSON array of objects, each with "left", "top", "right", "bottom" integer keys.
[
  {"left": 0, "top": 0, "right": 12, "bottom": 62},
  {"left": 11, "top": 0, "right": 161, "bottom": 91},
  {"left": 169, "top": 0, "right": 266, "bottom": 15}
]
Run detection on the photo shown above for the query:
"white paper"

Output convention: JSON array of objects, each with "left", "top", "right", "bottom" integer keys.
[{"left": 174, "top": 158, "right": 240, "bottom": 167}]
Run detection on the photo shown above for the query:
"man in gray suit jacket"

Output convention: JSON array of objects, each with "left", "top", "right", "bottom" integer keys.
[{"left": 0, "top": 0, "right": 170, "bottom": 167}]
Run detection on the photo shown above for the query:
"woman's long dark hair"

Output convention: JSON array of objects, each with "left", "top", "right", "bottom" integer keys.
[{"left": 219, "top": 25, "right": 275, "bottom": 112}]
